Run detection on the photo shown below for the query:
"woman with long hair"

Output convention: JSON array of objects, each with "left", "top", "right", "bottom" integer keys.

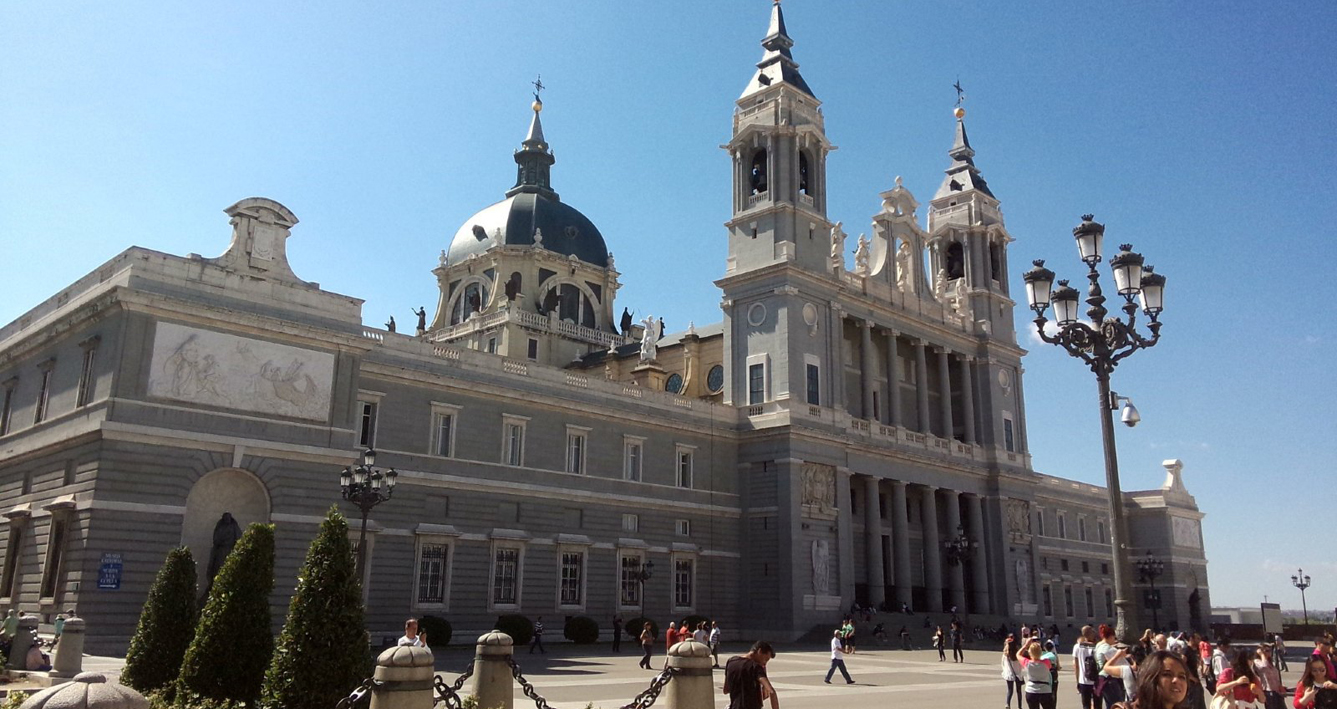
[
  {"left": 1111, "top": 650, "right": 1191, "bottom": 709},
  {"left": 934, "top": 626, "right": 946, "bottom": 661},
  {"left": 1294, "top": 655, "right": 1337, "bottom": 709},
  {"left": 1020, "top": 639, "right": 1056, "bottom": 709},
  {"left": 1002, "top": 634, "right": 1025, "bottom": 709},
  {"left": 1255, "top": 644, "right": 1285, "bottom": 709},
  {"left": 1097, "top": 624, "right": 1133, "bottom": 707},
  {"left": 1182, "top": 643, "right": 1208, "bottom": 709},
  {"left": 1216, "top": 648, "right": 1265, "bottom": 708}
]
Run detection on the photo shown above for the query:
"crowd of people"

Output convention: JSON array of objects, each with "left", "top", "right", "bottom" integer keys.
[{"left": 0, "top": 608, "right": 75, "bottom": 672}]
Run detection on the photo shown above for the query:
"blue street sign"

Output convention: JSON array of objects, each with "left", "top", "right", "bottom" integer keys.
[{"left": 98, "top": 553, "right": 123, "bottom": 590}]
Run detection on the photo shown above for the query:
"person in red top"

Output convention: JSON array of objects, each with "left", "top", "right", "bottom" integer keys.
[
  {"left": 1217, "top": 648, "right": 1265, "bottom": 705},
  {"left": 1294, "top": 655, "right": 1337, "bottom": 709},
  {"left": 1313, "top": 637, "right": 1337, "bottom": 686}
]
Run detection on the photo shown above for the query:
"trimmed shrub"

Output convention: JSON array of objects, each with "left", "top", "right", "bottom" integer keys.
[
  {"left": 262, "top": 508, "right": 370, "bottom": 709},
  {"left": 495, "top": 614, "right": 534, "bottom": 646},
  {"left": 418, "top": 615, "right": 453, "bottom": 647},
  {"left": 176, "top": 523, "right": 275, "bottom": 705},
  {"left": 625, "top": 617, "right": 659, "bottom": 641},
  {"left": 1, "top": 691, "right": 30, "bottom": 709},
  {"left": 563, "top": 616, "right": 600, "bottom": 644},
  {"left": 122, "top": 547, "right": 199, "bottom": 694}
]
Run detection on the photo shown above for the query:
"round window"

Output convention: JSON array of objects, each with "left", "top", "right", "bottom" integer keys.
[
  {"left": 665, "top": 373, "right": 684, "bottom": 394},
  {"left": 707, "top": 365, "right": 725, "bottom": 393}
]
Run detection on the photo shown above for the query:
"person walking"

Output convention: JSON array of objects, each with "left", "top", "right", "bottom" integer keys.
[
  {"left": 952, "top": 621, "right": 966, "bottom": 663},
  {"left": 1003, "top": 635, "right": 1026, "bottom": 709},
  {"left": 665, "top": 622, "right": 678, "bottom": 655},
  {"left": 723, "top": 641, "right": 779, "bottom": 709},
  {"left": 1210, "top": 638, "right": 1232, "bottom": 696},
  {"left": 530, "top": 616, "right": 546, "bottom": 654},
  {"left": 1073, "top": 625, "right": 1104, "bottom": 709},
  {"left": 1020, "top": 639, "right": 1056, "bottom": 709},
  {"left": 612, "top": 615, "right": 623, "bottom": 652},
  {"left": 1273, "top": 635, "right": 1288, "bottom": 673},
  {"left": 900, "top": 625, "right": 913, "bottom": 651},
  {"left": 709, "top": 622, "right": 723, "bottom": 669},
  {"left": 933, "top": 626, "right": 946, "bottom": 661},
  {"left": 825, "top": 629, "right": 855, "bottom": 684},
  {"left": 1043, "top": 640, "right": 1063, "bottom": 705},
  {"left": 1096, "top": 624, "right": 1132, "bottom": 707},
  {"left": 638, "top": 622, "right": 655, "bottom": 670},
  {"left": 1215, "top": 648, "right": 1264, "bottom": 707}
]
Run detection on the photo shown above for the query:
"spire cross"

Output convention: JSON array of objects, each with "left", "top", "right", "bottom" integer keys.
[
  {"left": 532, "top": 75, "right": 545, "bottom": 103},
  {"left": 953, "top": 78, "right": 966, "bottom": 108}
]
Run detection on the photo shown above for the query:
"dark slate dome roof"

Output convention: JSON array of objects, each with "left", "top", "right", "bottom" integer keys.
[{"left": 446, "top": 191, "right": 609, "bottom": 268}]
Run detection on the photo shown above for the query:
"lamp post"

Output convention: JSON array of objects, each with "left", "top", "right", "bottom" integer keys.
[
  {"left": 1136, "top": 551, "right": 1166, "bottom": 631},
  {"left": 633, "top": 559, "right": 655, "bottom": 621},
  {"left": 340, "top": 448, "right": 398, "bottom": 580},
  {"left": 1022, "top": 214, "right": 1166, "bottom": 644},
  {"left": 1292, "top": 568, "right": 1312, "bottom": 625},
  {"left": 943, "top": 524, "right": 978, "bottom": 567}
]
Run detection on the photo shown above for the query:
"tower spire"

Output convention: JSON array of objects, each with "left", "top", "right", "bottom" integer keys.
[
  {"left": 934, "top": 104, "right": 994, "bottom": 200},
  {"left": 508, "top": 84, "right": 558, "bottom": 200},
  {"left": 740, "top": 0, "right": 815, "bottom": 99}
]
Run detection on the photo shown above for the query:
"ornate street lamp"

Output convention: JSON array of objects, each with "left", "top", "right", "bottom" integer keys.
[
  {"left": 1022, "top": 215, "right": 1167, "bottom": 644},
  {"left": 1136, "top": 551, "right": 1166, "bottom": 631},
  {"left": 341, "top": 448, "right": 398, "bottom": 579},
  {"left": 632, "top": 559, "right": 655, "bottom": 619},
  {"left": 1292, "top": 568, "right": 1312, "bottom": 625},
  {"left": 943, "top": 524, "right": 978, "bottom": 567}
]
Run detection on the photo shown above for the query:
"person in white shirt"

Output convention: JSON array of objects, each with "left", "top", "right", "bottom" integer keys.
[
  {"left": 1096, "top": 624, "right": 1131, "bottom": 706},
  {"left": 397, "top": 618, "right": 428, "bottom": 648},
  {"left": 709, "top": 622, "right": 723, "bottom": 669},
  {"left": 1073, "top": 625, "right": 1101, "bottom": 709},
  {"left": 825, "top": 629, "right": 855, "bottom": 684}
]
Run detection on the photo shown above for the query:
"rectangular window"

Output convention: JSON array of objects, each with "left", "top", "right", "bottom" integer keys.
[
  {"left": 1061, "top": 559, "right": 1069, "bottom": 572},
  {"left": 0, "top": 381, "right": 14, "bottom": 436},
  {"left": 1079, "top": 517, "right": 1087, "bottom": 542},
  {"left": 34, "top": 365, "right": 53, "bottom": 425},
  {"left": 871, "top": 391, "right": 880, "bottom": 421},
  {"left": 1042, "top": 584, "right": 1053, "bottom": 616},
  {"left": 502, "top": 418, "right": 527, "bottom": 466},
  {"left": 40, "top": 516, "right": 68, "bottom": 600},
  {"left": 676, "top": 447, "right": 694, "bottom": 489},
  {"left": 1, "top": 525, "right": 23, "bottom": 599},
  {"left": 486, "top": 338, "right": 498, "bottom": 354},
  {"left": 674, "top": 558, "right": 694, "bottom": 609},
  {"left": 76, "top": 347, "right": 97, "bottom": 407},
  {"left": 566, "top": 428, "right": 588, "bottom": 475},
  {"left": 559, "top": 551, "right": 584, "bottom": 607},
  {"left": 1105, "top": 588, "right": 1114, "bottom": 617},
  {"left": 1102, "top": 562, "right": 1109, "bottom": 575},
  {"left": 416, "top": 542, "right": 449, "bottom": 605},
  {"left": 527, "top": 338, "right": 539, "bottom": 360},
  {"left": 1085, "top": 587, "right": 1095, "bottom": 618},
  {"left": 748, "top": 363, "right": 765, "bottom": 405},
  {"left": 622, "top": 514, "right": 639, "bottom": 533},
  {"left": 806, "top": 363, "right": 820, "bottom": 406},
  {"left": 676, "top": 519, "right": 691, "bottom": 537},
  {"left": 1098, "top": 520, "right": 1107, "bottom": 544},
  {"left": 623, "top": 438, "right": 643, "bottom": 482},
  {"left": 1036, "top": 510, "right": 1046, "bottom": 537},
  {"left": 1003, "top": 417, "right": 1016, "bottom": 452},
  {"left": 1082, "top": 561, "right": 1090, "bottom": 573},
  {"left": 1058, "top": 515, "right": 1067, "bottom": 540},
  {"left": 619, "top": 554, "right": 643, "bottom": 606},
  {"left": 492, "top": 547, "right": 519, "bottom": 606},
  {"left": 357, "top": 400, "right": 378, "bottom": 448},
  {"left": 1065, "top": 586, "right": 1075, "bottom": 617},
  {"left": 433, "top": 412, "right": 455, "bottom": 457}
]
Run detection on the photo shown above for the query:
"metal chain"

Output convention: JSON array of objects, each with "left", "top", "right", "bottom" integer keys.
[
  {"left": 335, "top": 677, "right": 379, "bottom": 709},
  {"left": 506, "top": 656, "right": 557, "bottom": 709},
  {"left": 619, "top": 667, "right": 677, "bottom": 709},
  {"left": 433, "top": 661, "right": 476, "bottom": 709}
]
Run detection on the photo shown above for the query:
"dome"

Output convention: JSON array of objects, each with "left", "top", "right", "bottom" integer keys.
[{"left": 446, "top": 191, "right": 609, "bottom": 268}]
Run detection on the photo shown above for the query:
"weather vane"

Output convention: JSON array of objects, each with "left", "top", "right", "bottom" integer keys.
[
  {"left": 532, "top": 75, "right": 545, "bottom": 104},
  {"left": 953, "top": 78, "right": 966, "bottom": 108}
]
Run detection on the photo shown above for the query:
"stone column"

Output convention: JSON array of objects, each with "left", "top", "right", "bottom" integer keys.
[
  {"left": 664, "top": 640, "right": 714, "bottom": 709},
  {"left": 943, "top": 490, "right": 967, "bottom": 613},
  {"left": 959, "top": 356, "right": 977, "bottom": 444},
  {"left": 920, "top": 486, "right": 943, "bottom": 612},
  {"left": 370, "top": 644, "right": 436, "bottom": 709},
  {"left": 886, "top": 330, "right": 903, "bottom": 427},
  {"left": 860, "top": 320, "right": 876, "bottom": 420},
  {"left": 936, "top": 348, "right": 954, "bottom": 439},
  {"left": 891, "top": 480, "right": 912, "bottom": 609},
  {"left": 863, "top": 475, "right": 885, "bottom": 609},
  {"left": 968, "top": 494, "right": 992, "bottom": 614},
  {"left": 6, "top": 614, "right": 37, "bottom": 670},
  {"left": 471, "top": 630, "right": 515, "bottom": 709},
  {"left": 914, "top": 340, "right": 931, "bottom": 433},
  {"left": 51, "top": 616, "right": 86, "bottom": 678}
]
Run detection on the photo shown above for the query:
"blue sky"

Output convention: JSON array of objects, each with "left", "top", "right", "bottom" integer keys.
[{"left": 2, "top": 1, "right": 1334, "bottom": 611}]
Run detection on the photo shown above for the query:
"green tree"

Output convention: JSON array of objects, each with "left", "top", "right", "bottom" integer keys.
[
  {"left": 121, "top": 547, "right": 200, "bottom": 694},
  {"left": 261, "top": 507, "right": 370, "bottom": 709},
  {"left": 176, "top": 523, "right": 275, "bottom": 705}
]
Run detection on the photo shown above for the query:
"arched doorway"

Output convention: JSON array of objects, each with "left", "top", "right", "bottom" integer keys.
[{"left": 181, "top": 468, "right": 271, "bottom": 594}]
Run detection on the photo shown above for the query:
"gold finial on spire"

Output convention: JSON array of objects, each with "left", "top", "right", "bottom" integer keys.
[
  {"left": 953, "top": 78, "right": 966, "bottom": 118},
  {"left": 531, "top": 74, "right": 545, "bottom": 112}
]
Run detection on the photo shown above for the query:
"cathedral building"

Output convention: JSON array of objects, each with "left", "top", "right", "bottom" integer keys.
[{"left": 0, "top": 3, "right": 1209, "bottom": 653}]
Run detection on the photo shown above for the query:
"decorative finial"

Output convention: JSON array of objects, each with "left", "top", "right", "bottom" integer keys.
[
  {"left": 1032, "top": 259, "right": 1045, "bottom": 267},
  {"left": 532, "top": 75, "right": 545, "bottom": 112},
  {"left": 953, "top": 78, "right": 966, "bottom": 118},
  {"left": 1119, "top": 243, "right": 1133, "bottom": 252},
  {"left": 1081, "top": 213, "right": 1095, "bottom": 222},
  {"left": 895, "top": 175, "right": 904, "bottom": 188}
]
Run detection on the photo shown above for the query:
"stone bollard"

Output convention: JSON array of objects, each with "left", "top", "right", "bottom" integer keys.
[
  {"left": 470, "top": 630, "right": 514, "bottom": 709},
  {"left": 6, "top": 615, "right": 37, "bottom": 670},
  {"left": 663, "top": 640, "right": 714, "bottom": 709},
  {"left": 370, "top": 644, "right": 436, "bottom": 709},
  {"left": 18, "top": 671, "right": 148, "bottom": 709},
  {"left": 50, "top": 616, "right": 86, "bottom": 678}
]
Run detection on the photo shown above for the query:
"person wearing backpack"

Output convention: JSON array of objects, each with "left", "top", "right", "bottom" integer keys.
[{"left": 1074, "top": 626, "right": 1104, "bottom": 709}]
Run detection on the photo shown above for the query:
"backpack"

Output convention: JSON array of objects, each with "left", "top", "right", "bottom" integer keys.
[{"left": 1083, "top": 651, "right": 1099, "bottom": 684}]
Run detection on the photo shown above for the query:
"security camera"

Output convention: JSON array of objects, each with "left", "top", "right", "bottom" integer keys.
[{"left": 1121, "top": 402, "right": 1141, "bottom": 428}]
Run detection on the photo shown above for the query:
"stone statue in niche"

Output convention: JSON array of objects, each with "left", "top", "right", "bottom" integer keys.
[
  {"left": 1015, "top": 558, "right": 1034, "bottom": 604},
  {"left": 800, "top": 463, "right": 836, "bottom": 510},
  {"left": 811, "top": 539, "right": 831, "bottom": 595},
  {"left": 853, "top": 234, "right": 870, "bottom": 276},
  {"left": 205, "top": 512, "right": 242, "bottom": 593},
  {"left": 896, "top": 241, "right": 914, "bottom": 293},
  {"left": 934, "top": 268, "right": 949, "bottom": 301},
  {"left": 639, "top": 315, "right": 661, "bottom": 362},
  {"left": 413, "top": 307, "right": 427, "bottom": 336},
  {"left": 830, "top": 222, "right": 847, "bottom": 263}
]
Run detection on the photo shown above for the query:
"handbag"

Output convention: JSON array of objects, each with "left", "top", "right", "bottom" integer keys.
[{"left": 1210, "top": 693, "right": 1238, "bottom": 709}]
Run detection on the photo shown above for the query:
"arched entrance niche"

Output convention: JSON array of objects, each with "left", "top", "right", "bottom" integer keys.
[{"left": 181, "top": 467, "right": 271, "bottom": 593}]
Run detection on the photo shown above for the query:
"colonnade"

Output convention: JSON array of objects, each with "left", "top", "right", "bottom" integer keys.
[
  {"left": 839, "top": 315, "right": 979, "bottom": 443},
  {"left": 854, "top": 475, "right": 992, "bottom": 615}
]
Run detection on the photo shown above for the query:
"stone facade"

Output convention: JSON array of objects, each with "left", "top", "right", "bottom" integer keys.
[{"left": 0, "top": 4, "right": 1209, "bottom": 654}]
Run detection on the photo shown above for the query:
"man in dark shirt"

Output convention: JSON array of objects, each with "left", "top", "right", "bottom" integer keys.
[{"left": 724, "top": 641, "right": 778, "bottom": 709}]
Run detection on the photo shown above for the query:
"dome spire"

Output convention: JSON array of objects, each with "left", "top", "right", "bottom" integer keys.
[
  {"left": 934, "top": 85, "right": 994, "bottom": 200},
  {"left": 740, "top": 0, "right": 815, "bottom": 99},
  {"left": 508, "top": 77, "right": 559, "bottom": 200}
]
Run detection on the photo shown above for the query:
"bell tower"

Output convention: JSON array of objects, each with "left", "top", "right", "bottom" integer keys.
[{"left": 724, "top": 0, "right": 835, "bottom": 277}]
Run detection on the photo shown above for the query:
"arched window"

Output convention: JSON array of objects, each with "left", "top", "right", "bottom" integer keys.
[
  {"left": 990, "top": 243, "right": 1003, "bottom": 282},
  {"left": 541, "top": 282, "right": 599, "bottom": 329},
  {"left": 451, "top": 281, "right": 489, "bottom": 325},
  {"left": 945, "top": 242, "right": 965, "bottom": 280},
  {"left": 799, "top": 151, "right": 811, "bottom": 195},
  {"left": 750, "top": 149, "right": 768, "bottom": 194}
]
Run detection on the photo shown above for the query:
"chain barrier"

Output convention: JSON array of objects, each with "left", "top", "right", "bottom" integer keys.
[
  {"left": 618, "top": 666, "right": 677, "bottom": 709},
  {"left": 433, "top": 661, "right": 476, "bottom": 709},
  {"left": 335, "top": 677, "right": 380, "bottom": 709},
  {"left": 506, "top": 656, "right": 558, "bottom": 709}
]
